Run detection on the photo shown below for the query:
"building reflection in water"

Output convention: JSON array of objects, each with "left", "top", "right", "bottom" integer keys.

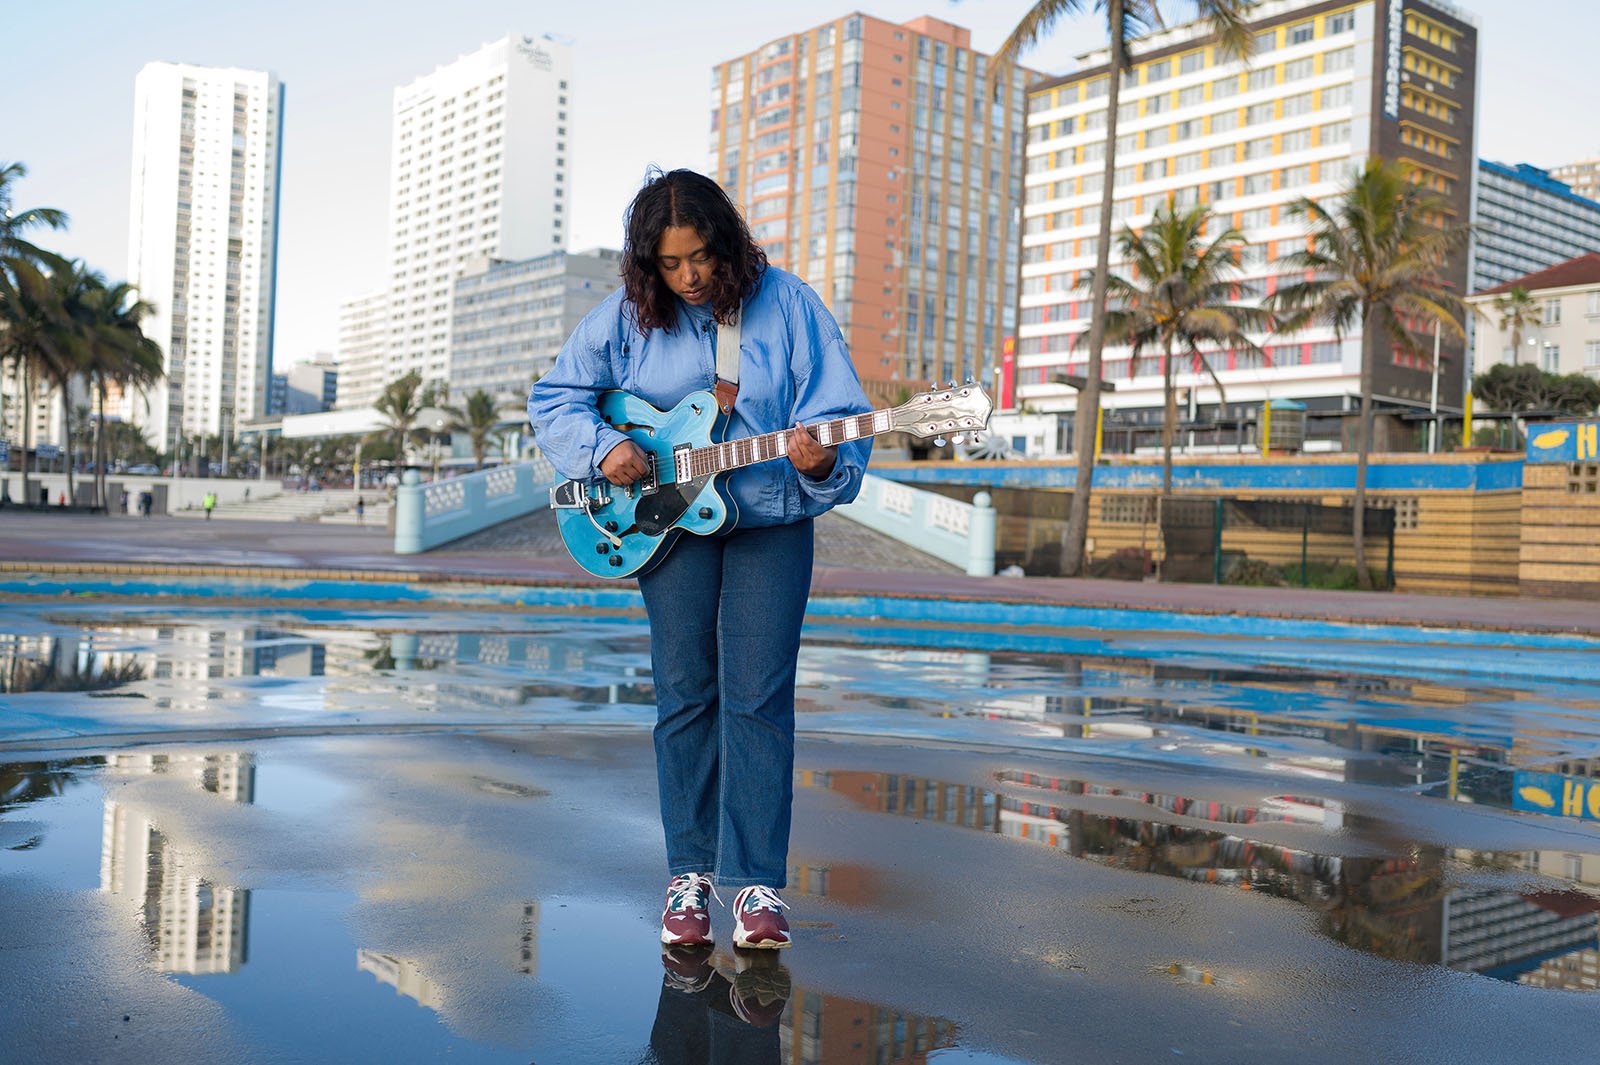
[
  {"left": 779, "top": 985, "right": 954, "bottom": 1065},
  {"left": 0, "top": 632, "right": 146, "bottom": 694},
  {"left": 99, "top": 751, "right": 255, "bottom": 974},
  {"left": 356, "top": 950, "right": 441, "bottom": 1010},
  {"left": 649, "top": 948, "right": 959, "bottom": 1065},
  {"left": 800, "top": 768, "right": 1600, "bottom": 989}
]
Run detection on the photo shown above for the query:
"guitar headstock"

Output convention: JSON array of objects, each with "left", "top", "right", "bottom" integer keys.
[{"left": 888, "top": 383, "right": 994, "bottom": 440}]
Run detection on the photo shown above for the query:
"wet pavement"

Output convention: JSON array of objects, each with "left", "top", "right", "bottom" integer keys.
[{"left": 4, "top": 602, "right": 1600, "bottom": 1063}]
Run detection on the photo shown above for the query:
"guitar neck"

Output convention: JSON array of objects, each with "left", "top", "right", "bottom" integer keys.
[{"left": 678, "top": 409, "right": 894, "bottom": 481}]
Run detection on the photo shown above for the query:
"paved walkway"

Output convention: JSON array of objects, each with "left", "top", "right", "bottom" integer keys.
[{"left": 1, "top": 509, "right": 1595, "bottom": 636}]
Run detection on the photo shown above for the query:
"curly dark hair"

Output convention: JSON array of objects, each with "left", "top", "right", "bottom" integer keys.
[{"left": 620, "top": 168, "right": 767, "bottom": 332}]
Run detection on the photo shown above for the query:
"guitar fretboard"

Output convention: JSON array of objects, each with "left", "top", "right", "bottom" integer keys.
[{"left": 676, "top": 409, "right": 896, "bottom": 482}]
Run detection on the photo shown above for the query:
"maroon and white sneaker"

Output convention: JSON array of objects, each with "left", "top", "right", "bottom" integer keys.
[
  {"left": 730, "top": 949, "right": 792, "bottom": 1026},
  {"left": 731, "top": 885, "right": 791, "bottom": 949},
  {"left": 660, "top": 945, "right": 716, "bottom": 993},
  {"left": 660, "top": 872, "right": 716, "bottom": 946}
]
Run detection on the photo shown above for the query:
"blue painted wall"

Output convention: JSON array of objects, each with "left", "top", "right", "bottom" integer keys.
[
  {"left": 1526, "top": 422, "right": 1600, "bottom": 464},
  {"left": 872, "top": 458, "right": 1525, "bottom": 492}
]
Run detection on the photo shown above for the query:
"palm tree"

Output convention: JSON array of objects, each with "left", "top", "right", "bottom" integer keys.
[
  {"left": 42, "top": 262, "right": 107, "bottom": 506},
  {"left": 993, "top": 1, "right": 1256, "bottom": 577},
  {"left": 0, "top": 260, "right": 77, "bottom": 500},
  {"left": 1268, "top": 159, "right": 1470, "bottom": 589},
  {"left": 0, "top": 162, "right": 69, "bottom": 269},
  {"left": 1484, "top": 286, "right": 1539, "bottom": 368},
  {"left": 0, "top": 162, "right": 69, "bottom": 485},
  {"left": 370, "top": 371, "right": 426, "bottom": 469},
  {"left": 1091, "top": 202, "right": 1268, "bottom": 496},
  {"left": 82, "top": 279, "right": 163, "bottom": 508},
  {"left": 444, "top": 389, "right": 502, "bottom": 470}
]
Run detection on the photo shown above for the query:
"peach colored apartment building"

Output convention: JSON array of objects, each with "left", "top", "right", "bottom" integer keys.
[{"left": 709, "top": 14, "right": 1032, "bottom": 398}]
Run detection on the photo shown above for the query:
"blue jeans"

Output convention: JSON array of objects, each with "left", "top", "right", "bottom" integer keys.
[{"left": 638, "top": 519, "right": 813, "bottom": 889}]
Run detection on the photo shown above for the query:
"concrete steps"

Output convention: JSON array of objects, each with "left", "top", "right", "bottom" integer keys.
[{"left": 173, "top": 488, "right": 374, "bottom": 523}]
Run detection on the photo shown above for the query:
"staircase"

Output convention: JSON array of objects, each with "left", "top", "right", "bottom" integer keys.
[{"left": 173, "top": 488, "right": 384, "bottom": 524}]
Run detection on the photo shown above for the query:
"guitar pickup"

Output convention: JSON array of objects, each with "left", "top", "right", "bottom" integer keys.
[
  {"left": 550, "top": 479, "right": 609, "bottom": 510},
  {"left": 638, "top": 452, "right": 660, "bottom": 494}
]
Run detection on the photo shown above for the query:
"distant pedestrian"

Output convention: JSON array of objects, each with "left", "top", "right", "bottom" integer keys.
[
  {"left": 119, "top": 489, "right": 129, "bottom": 515},
  {"left": 356, "top": 495, "right": 366, "bottom": 524},
  {"left": 203, "top": 492, "right": 217, "bottom": 520},
  {"left": 139, "top": 490, "right": 152, "bottom": 518}
]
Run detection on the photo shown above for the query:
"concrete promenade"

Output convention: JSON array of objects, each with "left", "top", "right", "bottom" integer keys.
[{"left": 1, "top": 508, "right": 1595, "bottom": 635}]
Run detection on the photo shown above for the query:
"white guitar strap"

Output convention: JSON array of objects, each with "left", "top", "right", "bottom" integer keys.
[{"left": 713, "top": 307, "right": 741, "bottom": 416}]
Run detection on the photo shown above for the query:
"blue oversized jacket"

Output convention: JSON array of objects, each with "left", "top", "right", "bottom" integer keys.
[{"left": 526, "top": 266, "right": 872, "bottom": 529}]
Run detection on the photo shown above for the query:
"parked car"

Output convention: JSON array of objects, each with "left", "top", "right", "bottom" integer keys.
[{"left": 126, "top": 464, "right": 160, "bottom": 475}]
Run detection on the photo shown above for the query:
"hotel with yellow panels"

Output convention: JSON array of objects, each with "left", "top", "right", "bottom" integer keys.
[
  {"left": 710, "top": 14, "right": 1032, "bottom": 396},
  {"left": 1017, "top": 0, "right": 1477, "bottom": 452}
]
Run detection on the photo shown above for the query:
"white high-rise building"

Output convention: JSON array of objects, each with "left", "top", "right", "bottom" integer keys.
[
  {"left": 126, "top": 62, "right": 283, "bottom": 450},
  {"left": 386, "top": 34, "right": 573, "bottom": 394},
  {"left": 336, "top": 290, "right": 390, "bottom": 410}
]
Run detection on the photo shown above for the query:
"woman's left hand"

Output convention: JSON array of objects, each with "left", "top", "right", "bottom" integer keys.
[{"left": 787, "top": 424, "right": 836, "bottom": 479}]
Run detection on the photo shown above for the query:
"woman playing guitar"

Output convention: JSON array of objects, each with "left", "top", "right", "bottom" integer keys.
[{"left": 527, "top": 168, "right": 872, "bottom": 951}]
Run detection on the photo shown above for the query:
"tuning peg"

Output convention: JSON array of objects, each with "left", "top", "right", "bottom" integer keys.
[
  {"left": 934, "top": 436, "right": 947, "bottom": 448},
  {"left": 964, "top": 375, "right": 975, "bottom": 384},
  {"left": 951, "top": 433, "right": 966, "bottom": 445}
]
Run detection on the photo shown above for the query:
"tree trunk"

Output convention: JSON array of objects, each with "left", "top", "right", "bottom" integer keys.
[
  {"left": 95, "top": 375, "right": 107, "bottom": 511},
  {"left": 61, "top": 380, "right": 75, "bottom": 506},
  {"left": 20, "top": 361, "right": 32, "bottom": 500},
  {"left": 1061, "top": 0, "right": 1126, "bottom": 578},
  {"left": 1161, "top": 336, "right": 1177, "bottom": 498},
  {"left": 1353, "top": 305, "right": 1375, "bottom": 590}
]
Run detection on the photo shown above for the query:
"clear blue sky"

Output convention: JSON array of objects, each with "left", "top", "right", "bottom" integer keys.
[{"left": 7, "top": 1, "right": 1596, "bottom": 365}]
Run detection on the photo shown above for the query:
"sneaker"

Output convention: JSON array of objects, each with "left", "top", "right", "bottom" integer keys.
[
  {"left": 731, "top": 885, "right": 791, "bottom": 949},
  {"left": 659, "top": 944, "right": 715, "bottom": 993},
  {"left": 729, "top": 949, "right": 792, "bottom": 1026},
  {"left": 661, "top": 872, "right": 715, "bottom": 946}
]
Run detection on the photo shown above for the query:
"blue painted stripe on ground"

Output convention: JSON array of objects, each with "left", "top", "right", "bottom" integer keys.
[{"left": 3, "top": 575, "right": 1597, "bottom": 653}]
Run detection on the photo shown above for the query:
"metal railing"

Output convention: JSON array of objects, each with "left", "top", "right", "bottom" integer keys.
[
  {"left": 393, "top": 457, "right": 556, "bottom": 554},
  {"left": 834, "top": 473, "right": 996, "bottom": 576}
]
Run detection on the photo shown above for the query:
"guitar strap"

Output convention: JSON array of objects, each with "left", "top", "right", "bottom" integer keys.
[{"left": 714, "top": 307, "right": 741, "bottom": 416}]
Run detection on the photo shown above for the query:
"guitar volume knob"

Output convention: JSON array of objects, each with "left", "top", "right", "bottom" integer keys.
[
  {"left": 699, "top": 507, "right": 713, "bottom": 519},
  {"left": 596, "top": 542, "right": 609, "bottom": 554},
  {"left": 604, "top": 520, "right": 619, "bottom": 532},
  {"left": 608, "top": 554, "right": 623, "bottom": 567}
]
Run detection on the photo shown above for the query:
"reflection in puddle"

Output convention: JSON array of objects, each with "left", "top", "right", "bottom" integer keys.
[
  {"left": 7, "top": 604, "right": 1600, "bottom": 1035},
  {"left": 650, "top": 947, "right": 961, "bottom": 1065},
  {"left": 0, "top": 745, "right": 996, "bottom": 1063},
  {"left": 100, "top": 752, "right": 254, "bottom": 974},
  {"left": 802, "top": 768, "right": 1600, "bottom": 990}
]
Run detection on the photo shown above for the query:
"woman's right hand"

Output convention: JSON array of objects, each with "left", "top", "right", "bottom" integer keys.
[{"left": 599, "top": 439, "right": 650, "bottom": 486}]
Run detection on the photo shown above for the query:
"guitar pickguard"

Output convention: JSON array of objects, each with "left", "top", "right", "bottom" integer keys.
[{"left": 632, "top": 476, "right": 712, "bottom": 536}]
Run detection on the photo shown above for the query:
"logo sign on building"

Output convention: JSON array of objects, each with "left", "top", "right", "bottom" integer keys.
[
  {"left": 1526, "top": 421, "right": 1600, "bottom": 463},
  {"left": 1514, "top": 771, "right": 1600, "bottom": 821},
  {"left": 0, "top": 439, "right": 8, "bottom": 464},
  {"left": 518, "top": 37, "right": 554, "bottom": 70},
  {"left": 1383, "top": 1, "right": 1405, "bottom": 119}
]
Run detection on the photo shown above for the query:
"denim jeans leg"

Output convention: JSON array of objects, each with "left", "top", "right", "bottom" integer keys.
[
  {"left": 713, "top": 519, "right": 813, "bottom": 888},
  {"left": 639, "top": 533, "right": 725, "bottom": 876}
]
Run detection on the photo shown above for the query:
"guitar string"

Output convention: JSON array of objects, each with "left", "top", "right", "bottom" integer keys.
[{"left": 678, "top": 410, "right": 894, "bottom": 481}]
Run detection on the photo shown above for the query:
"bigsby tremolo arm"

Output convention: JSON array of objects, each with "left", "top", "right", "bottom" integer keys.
[{"left": 549, "top": 479, "right": 623, "bottom": 548}]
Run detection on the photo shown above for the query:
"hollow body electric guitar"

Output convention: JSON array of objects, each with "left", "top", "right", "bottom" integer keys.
[{"left": 549, "top": 382, "right": 992, "bottom": 578}]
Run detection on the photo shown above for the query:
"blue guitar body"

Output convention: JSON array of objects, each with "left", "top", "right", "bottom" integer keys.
[{"left": 550, "top": 389, "right": 733, "bottom": 579}]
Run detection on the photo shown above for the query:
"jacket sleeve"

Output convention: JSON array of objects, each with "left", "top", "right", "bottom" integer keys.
[
  {"left": 526, "top": 302, "right": 631, "bottom": 482},
  {"left": 786, "top": 282, "right": 872, "bottom": 509}
]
